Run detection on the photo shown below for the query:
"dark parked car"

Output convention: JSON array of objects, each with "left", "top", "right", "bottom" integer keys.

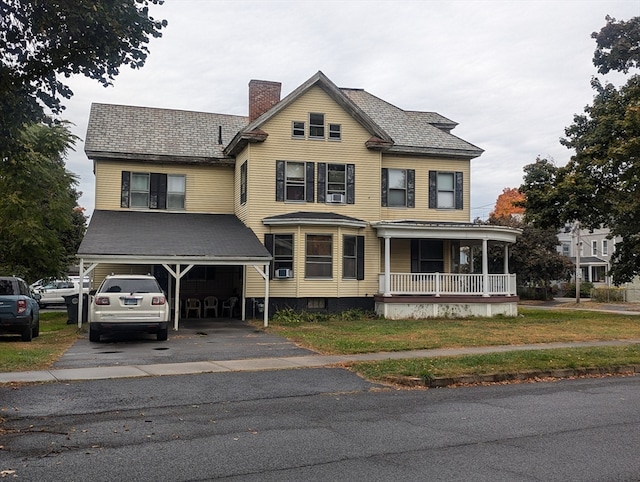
[{"left": 0, "top": 276, "right": 40, "bottom": 341}]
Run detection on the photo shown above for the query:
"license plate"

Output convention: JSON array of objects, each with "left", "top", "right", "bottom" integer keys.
[{"left": 123, "top": 298, "right": 138, "bottom": 306}]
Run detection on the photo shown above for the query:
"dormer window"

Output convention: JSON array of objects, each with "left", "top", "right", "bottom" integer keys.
[
  {"left": 292, "top": 121, "right": 305, "bottom": 138},
  {"left": 309, "top": 113, "right": 325, "bottom": 139}
]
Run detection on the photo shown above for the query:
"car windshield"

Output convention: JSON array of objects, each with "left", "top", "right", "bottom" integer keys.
[{"left": 99, "top": 278, "right": 162, "bottom": 294}]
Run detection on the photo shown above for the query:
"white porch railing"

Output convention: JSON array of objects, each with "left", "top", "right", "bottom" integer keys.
[{"left": 378, "top": 273, "right": 517, "bottom": 296}]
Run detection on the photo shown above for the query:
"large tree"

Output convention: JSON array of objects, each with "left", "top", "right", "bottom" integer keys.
[
  {"left": 0, "top": 0, "right": 166, "bottom": 159},
  {"left": 0, "top": 0, "right": 166, "bottom": 281},
  {"left": 0, "top": 122, "right": 84, "bottom": 281},
  {"left": 520, "top": 16, "right": 640, "bottom": 284}
]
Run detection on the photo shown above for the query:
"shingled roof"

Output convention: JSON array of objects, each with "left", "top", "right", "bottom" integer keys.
[
  {"left": 84, "top": 72, "right": 482, "bottom": 163},
  {"left": 341, "top": 88, "right": 483, "bottom": 158},
  {"left": 78, "top": 210, "right": 271, "bottom": 263},
  {"left": 85, "top": 104, "right": 247, "bottom": 164}
]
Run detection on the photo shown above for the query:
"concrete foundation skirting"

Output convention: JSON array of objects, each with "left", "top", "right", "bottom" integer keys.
[{"left": 375, "top": 298, "right": 518, "bottom": 319}]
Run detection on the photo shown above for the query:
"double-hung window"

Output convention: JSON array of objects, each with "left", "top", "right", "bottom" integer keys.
[
  {"left": 382, "top": 168, "right": 415, "bottom": 208},
  {"left": 342, "top": 235, "right": 365, "bottom": 280},
  {"left": 130, "top": 173, "right": 150, "bottom": 208},
  {"left": 292, "top": 121, "right": 305, "bottom": 138},
  {"left": 309, "top": 113, "right": 325, "bottom": 139},
  {"left": 264, "top": 234, "right": 294, "bottom": 279},
  {"left": 327, "top": 164, "right": 346, "bottom": 202},
  {"left": 306, "top": 234, "right": 332, "bottom": 278},
  {"left": 285, "top": 161, "right": 306, "bottom": 201},
  {"left": 167, "top": 175, "right": 185, "bottom": 209},
  {"left": 429, "top": 171, "right": 463, "bottom": 210},
  {"left": 329, "top": 123, "right": 341, "bottom": 140},
  {"left": 592, "top": 240, "right": 598, "bottom": 256},
  {"left": 388, "top": 169, "right": 407, "bottom": 207},
  {"left": 602, "top": 239, "right": 608, "bottom": 256}
]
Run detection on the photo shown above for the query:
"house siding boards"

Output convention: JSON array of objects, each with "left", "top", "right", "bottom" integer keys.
[{"left": 95, "top": 161, "right": 234, "bottom": 213}]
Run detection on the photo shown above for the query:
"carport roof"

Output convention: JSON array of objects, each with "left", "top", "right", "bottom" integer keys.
[{"left": 77, "top": 210, "right": 272, "bottom": 265}]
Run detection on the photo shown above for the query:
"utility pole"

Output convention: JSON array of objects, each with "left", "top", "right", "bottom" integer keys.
[{"left": 574, "top": 223, "right": 581, "bottom": 304}]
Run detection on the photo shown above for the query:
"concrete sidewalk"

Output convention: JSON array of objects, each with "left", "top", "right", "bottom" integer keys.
[{"left": 3, "top": 338, "right": 640, "bottom": 385}]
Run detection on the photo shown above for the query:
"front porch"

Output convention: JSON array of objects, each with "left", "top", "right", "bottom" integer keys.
[{"left": 372, "top": 220, "right": 522, "bottom": 319}]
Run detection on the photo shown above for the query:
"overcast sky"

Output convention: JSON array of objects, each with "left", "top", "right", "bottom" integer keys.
[{"left": 61, "top": 0, "right": 640, "bottom": 219}]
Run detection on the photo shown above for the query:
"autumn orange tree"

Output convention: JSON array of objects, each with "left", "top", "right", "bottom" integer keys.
[{"left": 489, "top": 187, "right": 525, "bottom": 221}]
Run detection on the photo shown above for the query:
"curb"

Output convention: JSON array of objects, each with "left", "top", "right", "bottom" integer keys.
[{"left": 382, "top": 364, "right": 640, "bottom": 388}]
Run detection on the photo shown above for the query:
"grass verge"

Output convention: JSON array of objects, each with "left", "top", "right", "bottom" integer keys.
[
  {"left": 0, "top": 312, "right": 80, "bottom": 372},
  {"left": 347, "top": 345, "right": 640, "bottom": 383}
]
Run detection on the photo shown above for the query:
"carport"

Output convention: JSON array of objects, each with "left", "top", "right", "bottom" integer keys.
[{"left": 76, "top": 210, "right": 272, "bottom": 329}]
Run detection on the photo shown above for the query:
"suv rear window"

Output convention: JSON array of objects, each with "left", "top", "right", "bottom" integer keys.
[
  {"left": 99, "top": 278, "right": 162, "bottom": 294},
  {"left": 0, "top": 279, "right": 16, "bottom": 295}
]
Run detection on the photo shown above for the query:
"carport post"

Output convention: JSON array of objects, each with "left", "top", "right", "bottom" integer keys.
[{"left": 264, "top": 263, "right": 269, "bottom": 327}]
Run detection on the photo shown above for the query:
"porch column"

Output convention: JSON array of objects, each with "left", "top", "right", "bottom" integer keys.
[
  {"left": 383, "top": 236, "right": 391, "bottom": 297},
  {"left": 482, "top": 238, "right": 489, "bottom": 297},
  {"left": 503, "top": 244, "right": 509, "bottom": 274}
]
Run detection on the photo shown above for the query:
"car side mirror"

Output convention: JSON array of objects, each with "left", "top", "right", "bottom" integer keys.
[{"left": 32, "top": 292, "right": 41, "bottom": 301}]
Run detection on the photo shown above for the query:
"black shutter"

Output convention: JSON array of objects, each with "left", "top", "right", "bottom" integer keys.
[
  {"left": 264, "top": 234, "right": 274, "bottom": 280},
  {"left": 428, "top": 171, "right": 437, "bottom": 209},
  {"left": 407, "top": 169, "right": 415, "bottom": 208},
  {"left": 121, "top": 171, "right": 130, "bottom": 208},
  {"left": 276, "top": 161, "right": 285, "bottom": 201},
  {"left": 149, "top": 173, "right": 167, "bottom": 209},
  {"left": 347, "top": 163, "right": 355, "bottom": 204},
  {"left": 411, "top": 239, "right": 420, "bottom": 273},
  {"left": 306, "top": 162, "right": 315, "bottom": 203},
  {"left": 455, "top": 172, "right": 463, "bottom": 210},
  {"left": 317, "top": 162, "right": 326, "bottom": 203},
  {"left": 356, "top": 235, "right": 365, "bottom": 280},
  {"left": 381, "top": 168, "right": 388, "bottom": 207}
]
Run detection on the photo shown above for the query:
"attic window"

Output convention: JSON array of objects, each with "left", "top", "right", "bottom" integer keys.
[
  {"left": 292, "top": 121, "right": 305, "bottom": 138},
  {"left": 309, "top": 113, "right": 325, "bottom": 139},
  {"left": 329, "top": 123, "right": 341, "bottom": 140}
]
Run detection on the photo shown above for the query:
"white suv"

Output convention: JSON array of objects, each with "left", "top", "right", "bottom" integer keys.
[
  {"left": 89, "top": 274, "right": 169, "bottom": 342},
  {"left": 36, "top": 277, "right": 90, "bottom": 308}
]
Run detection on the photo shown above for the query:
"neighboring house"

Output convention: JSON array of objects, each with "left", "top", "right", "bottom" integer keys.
[
  {"left": 77, "top": 71, "right": 521, "bottom": 326},
  {"left": 557, "top": 226, "right": 615, "bottom": 286}
]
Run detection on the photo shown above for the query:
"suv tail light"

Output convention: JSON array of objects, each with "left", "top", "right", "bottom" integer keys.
[
  {"left": 94, "top": 296, "right": 110, "bottom": 306},
  {"left": 152, "top": 296, "right": 166, "bottom": 306},
  {"left": 17, "top": 300, "right": 26, "bottom": 314}
]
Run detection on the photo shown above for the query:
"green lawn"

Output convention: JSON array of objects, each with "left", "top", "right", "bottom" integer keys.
[
  {"left": 259, "top": 307, "right": 640, "bottom": 384},
  {"left": 0, "top": 312, "right": 79, "bottom": 373}
]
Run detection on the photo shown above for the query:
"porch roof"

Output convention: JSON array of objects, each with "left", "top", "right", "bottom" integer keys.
[
  {"left": 263, "top": 211, "right": 367, "bottom": 228},
  {"left": 371, "top": 220, "right": 521, "bottom": 243},
  {"left": 77, "top": 210, "right": 272, "bottom": 265}
]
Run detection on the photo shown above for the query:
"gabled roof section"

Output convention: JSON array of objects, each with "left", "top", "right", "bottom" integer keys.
[
  {"left": 85, "top": 103, "right": 248, "bottom": 165},
  {"left": 224, "top": 71, "right": 394, "bottom": 157},
  {"left": 341, "top": 88, "right": 483, "bottom": 159}
]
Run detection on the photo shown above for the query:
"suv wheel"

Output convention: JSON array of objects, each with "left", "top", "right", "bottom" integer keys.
[
  {"left": 89, "top": 325, "right": 100, "bottom": 342},
  {"left": 32, "top": 318, "right": 40, "bottom": 338},
  {"left": 157, "top": 328, "right": 168, "bottom": 341},
  {"left": 21, "top": 318, "right": 33, "bottom": 342}
]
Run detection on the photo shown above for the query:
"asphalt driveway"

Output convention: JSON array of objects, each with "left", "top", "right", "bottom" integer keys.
[{"left": 52, "top": 318, "right": 317, "bottom": 369}]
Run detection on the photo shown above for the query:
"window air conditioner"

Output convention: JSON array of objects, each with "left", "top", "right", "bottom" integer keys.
[
  {"left": 275, "top": 268, "right": 293, "bottom": 279},
  {"left": 327, "top": 193, "right": 345, "bottom": 203}
]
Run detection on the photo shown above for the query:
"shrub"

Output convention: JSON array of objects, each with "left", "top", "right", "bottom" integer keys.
[
  {"left": 591, "top": 287, "right": 626, "bottom": 302},
  {"left": 564, "top": 282, "right": 594, "bottom": 298},
  {"left": 271, "top": 307, "right": 378, "bottom": 324}
]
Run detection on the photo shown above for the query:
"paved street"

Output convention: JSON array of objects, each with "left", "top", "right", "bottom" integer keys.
[{"left": 2, "top": 368, "right": 640, "bottom": 481}]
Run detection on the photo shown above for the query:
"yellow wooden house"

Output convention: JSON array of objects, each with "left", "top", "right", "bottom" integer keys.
[{"left": 78, "top": 71, "right": 520, "bottom": 327}]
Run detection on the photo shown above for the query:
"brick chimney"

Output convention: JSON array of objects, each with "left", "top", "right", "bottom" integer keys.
[{"left": 249, "top": 80, "right": 281, "bottom": 123}]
